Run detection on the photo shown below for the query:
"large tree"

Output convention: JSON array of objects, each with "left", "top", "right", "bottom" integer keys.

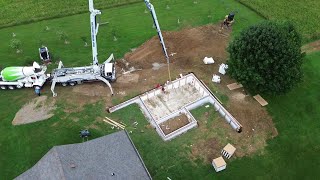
[{"left": 227, "top": 21, "right": 303, "bottom": 95}]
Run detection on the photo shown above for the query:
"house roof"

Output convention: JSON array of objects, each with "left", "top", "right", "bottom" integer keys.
[{"left": 15, "top": 130, "right": 151, "bottom": 180}]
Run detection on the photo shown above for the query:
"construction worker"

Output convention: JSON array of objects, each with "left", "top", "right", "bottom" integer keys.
[
  {"left": 219, "top": 12, "right": 235, "bottom": 32},
  {"left": 34, "top": 86, "right": 41, "bottom": 96}
]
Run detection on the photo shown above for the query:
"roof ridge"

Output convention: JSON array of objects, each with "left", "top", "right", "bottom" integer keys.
[
  {"left": 124, "top": 130, "right": 152, "bottom": 179},
  {"left": 52, "top": 147, "right": 67, "bottom": 180}
]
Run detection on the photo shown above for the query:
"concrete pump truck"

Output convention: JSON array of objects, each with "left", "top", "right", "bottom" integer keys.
[
  {"left": 0, "top": 0, "right": 115, "bottom": 96},
  {"left": 50, "top": 0, "right": 115, "bottom": 97}
]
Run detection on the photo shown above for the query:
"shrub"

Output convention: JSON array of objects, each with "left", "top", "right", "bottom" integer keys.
[{"left": 227, "top": 21, "right": 304, "bottom": 95}]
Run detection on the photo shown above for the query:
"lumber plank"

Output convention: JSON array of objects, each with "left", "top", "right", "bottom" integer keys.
[
  {"left": 253, "top": 94, "right": 268, "bottom": 106},
  {"left": 105, "top": 117, "right": 125, "bottom": 128},
  {"left": 103, "top": 119, "right": 124, "bottom": 129},
  {"left": 227, "top": 83, "right": 243, "bottom": 90}
]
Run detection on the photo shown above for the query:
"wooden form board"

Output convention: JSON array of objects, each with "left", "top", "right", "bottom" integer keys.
[
  {"left": 253, "top": 95, "right": 268, "bottom": 106},
  {"left": 227, "top": 83, "right": 243, "bottom": 90}
]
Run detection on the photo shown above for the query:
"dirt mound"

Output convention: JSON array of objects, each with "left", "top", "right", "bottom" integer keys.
[
  {"left": 124, "top": 25, "right": 229, "bottom": 69},
  {"left": 12, "top": 96, "right": 56, "bottom": 125}
]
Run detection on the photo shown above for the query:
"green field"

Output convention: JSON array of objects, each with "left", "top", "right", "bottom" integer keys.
[
  {"left": 0, "top": 0, "right": 261, "bottom": 67},
  {"left": 0, "top": 0, "right": 320, "bottom": 179},
  {"left": 0, "top": 0, "right": 140, "bottom": 28},
  {"left": 238, "top": 0, "right": 320, "bottom": 41}
]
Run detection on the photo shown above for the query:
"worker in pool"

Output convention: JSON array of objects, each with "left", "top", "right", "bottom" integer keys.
[{"left": 219, "top": 12, "right": 235, "bottom": 32}]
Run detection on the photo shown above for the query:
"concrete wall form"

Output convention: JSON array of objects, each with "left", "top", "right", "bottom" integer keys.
[{"left": 108, "top": 73, "right": 242, "bottom": 141}]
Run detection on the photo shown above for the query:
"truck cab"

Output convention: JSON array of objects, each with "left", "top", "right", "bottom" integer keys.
[{"left": 102, "top": 63, "right": 116, "bottom": 82}]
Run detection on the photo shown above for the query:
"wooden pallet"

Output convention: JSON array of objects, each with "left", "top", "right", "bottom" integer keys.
[{"left": 253, "top": 95, "right": 268, "bottom": 106}]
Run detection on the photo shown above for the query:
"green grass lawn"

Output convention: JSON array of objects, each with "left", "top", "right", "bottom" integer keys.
[
  {"left": 1, "top": 0, "right": 320, "bottom": 179},
  {"left": 0, "top": 0, "right": 140, "bottom": 28},
  {"left": 237, "top": 0, "right": 320, "bottom": 42}
]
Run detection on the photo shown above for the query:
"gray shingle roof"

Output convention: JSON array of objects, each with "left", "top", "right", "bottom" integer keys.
[{"left": 15, "top": 130, "right": 152, "bottom": 180}]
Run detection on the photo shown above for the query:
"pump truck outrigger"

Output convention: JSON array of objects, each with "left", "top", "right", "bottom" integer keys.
[{"left": 50, "top": 0, "right": 115, "bottom": 97}]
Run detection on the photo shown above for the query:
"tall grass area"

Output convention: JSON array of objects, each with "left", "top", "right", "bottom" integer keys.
[
  {"left": 0, "top": 0, "right": 263, "bottom": 179},
  {"left": 0, "top": 0, "right": 141, "bottom": 28},
  {"left": 237, "top": 0, "right": 320, "bottom": 42}
]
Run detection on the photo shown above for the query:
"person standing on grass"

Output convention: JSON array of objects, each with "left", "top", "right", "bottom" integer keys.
[
  {"left": 34, "top": 86, "right": 41, "bottom": 96},
  {"left": 219, "top": 12, "right": 235, "bottom": 32}
]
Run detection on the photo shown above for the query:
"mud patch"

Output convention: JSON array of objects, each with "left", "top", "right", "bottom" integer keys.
[{"left": 12, "top": 96, "right": 56, "bottom": 125}]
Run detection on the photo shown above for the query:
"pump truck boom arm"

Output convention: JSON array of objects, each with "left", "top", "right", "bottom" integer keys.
[
  {"left": 144, "top": 0, "right": 169, "bottom": 62},
  {"left": 144, "top": 0, "right": 171, "bottom": 81},
  {"left": 89, "top": 0, "right": 101, "bottom": 65},
  {"left": 49, "top": 0, "right": 115, "bottom": 97}
]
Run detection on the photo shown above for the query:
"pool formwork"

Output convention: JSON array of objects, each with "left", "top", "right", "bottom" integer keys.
[{"left": 109, "top": 73, "right": 242, "bottom": 141}]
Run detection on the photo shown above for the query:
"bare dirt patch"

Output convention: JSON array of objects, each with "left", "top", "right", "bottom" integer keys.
[
  {"left": 160, "top": 115, "right": 190, "bottom": 135},
  {"left": 72, "top": 83, "right": 110, "bottom": 97},
  {"left": 191, "top": 138, "right": 220, "bottom": 163},
  {"left": 117, "top": 73, "right": 140, "bottom": 84},
  {"left": 302, "top": 40, "right": 320, "bottom": 53},
  {"left": 12, "top": 96, "right": 56, "bottom": 125}
]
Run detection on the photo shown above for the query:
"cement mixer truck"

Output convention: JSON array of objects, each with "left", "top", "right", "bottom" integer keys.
[{"left": 0, "top": 62, "right": 48, "bottom": 90}]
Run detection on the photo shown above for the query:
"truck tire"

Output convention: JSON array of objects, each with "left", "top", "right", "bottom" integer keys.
[
  {"left": 8, "top": 86, "right": 15, "bottom": 90},
  {"left": 61, "top": 83, "right": 68, "bottom": 87},
  {"left": 16, "top": 85, "right": 22, "bottom": 89},
  {"left": 0, "top": 86, "right": 6, "bottom": 90},
  {"left": 69, "top": 82, "right": 76, "bottom": 86}
]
